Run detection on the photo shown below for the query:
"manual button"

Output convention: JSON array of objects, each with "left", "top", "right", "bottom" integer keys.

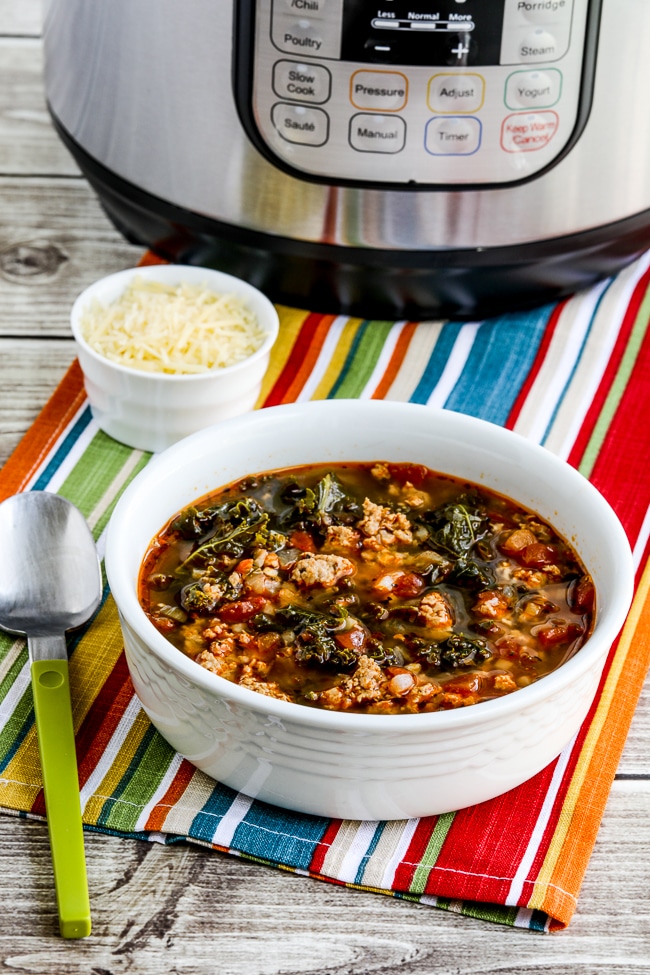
[
  {"left": 349, "top": 113, "right": 406, "bottom": 153},
  {"left": 273, "top": 61, "right": 332, "bottom": 104},
  {"left": 272, "top": 103, "right": 329, "bottom": 146}
]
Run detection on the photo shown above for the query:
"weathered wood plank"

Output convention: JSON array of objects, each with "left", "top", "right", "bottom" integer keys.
[
  {"left": 0, "top": 38, "right": 80, "bottom": 176},
  {"left": 0, "top": 784, "right": 648, "bottom": 972},
  {"left": 0, "top": 178, "right": 143, "bottom": 338}
]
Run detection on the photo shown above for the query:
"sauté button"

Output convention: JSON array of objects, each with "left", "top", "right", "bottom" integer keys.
[
  {"left": 425, "top": 116, "right": 481, "bottom": 155},
  {"left": 428, "top": 73, "right": 485, "bottom": 113},
  {"left": 272, "top": 103, "right": 330, "bottom": 145}
]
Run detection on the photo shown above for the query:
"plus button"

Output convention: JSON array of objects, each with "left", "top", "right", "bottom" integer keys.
[{"left": 451, "top": 41, "right": 470, "bottom": 59}]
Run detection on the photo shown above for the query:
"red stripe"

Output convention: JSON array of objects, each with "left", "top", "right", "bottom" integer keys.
[
  {"left": 262, "top": 313, "right": 324, "bottom": 407},
  {"left": 144, "top": 759, "right": 196, "bottom": 832},
  {"left": 505, "top": 301, "right": 566, "bottom": 430},
  {"left": 309, "top": 819, "right": 343, "bottom": 875},
  {"left": 567, "top": 264, "right": 650, "bottom": 471},
  {"left": 391, "top": 817, "right": 445, "bottom": 892}
]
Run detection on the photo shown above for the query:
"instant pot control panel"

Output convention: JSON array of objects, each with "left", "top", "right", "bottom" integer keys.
[{"left": 234, "top": 0, "right": 600, "bottom": 187}]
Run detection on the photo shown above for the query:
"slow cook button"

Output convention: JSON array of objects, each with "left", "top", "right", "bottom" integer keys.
[
  {"left": 349, "top": 113, "right": 406, "bottom": 153},
  {"left": 505, "top": 69, "right": 561, "bottom": 109},
  {"left": 273, "top": 60, "right": 332, "bottom": 104},
  {"left": 424, "top": 116, "right": 481, "bottom": 155},
  {"left": 350, "top": 70, "right": 408, "bottom": 111},
  {"left": 519, "top": 28, "right": 559, "bottom": 62},
  {"left": 427, "top": 73, "right": 485, "bottom": 114},
  {"left": 272, "top": 103, "right": 330, "bottom": 145},
  {"left": 501, "top": 110, "right": 559, "bottom": 151}
]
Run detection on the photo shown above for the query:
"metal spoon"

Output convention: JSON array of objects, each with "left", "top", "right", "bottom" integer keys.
[{"left": 0, "top": 491, "right": 102, "bottom": 938}]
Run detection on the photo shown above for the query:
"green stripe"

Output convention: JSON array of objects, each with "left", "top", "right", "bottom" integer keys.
[
  {"left": 579, "top": 283, "right": 650, "bottom": 479},
  {"left": 331, "top": 320, "right": 395, "bottom": 398},
  {"left": 0, "top": 641, "right": 27, "bottom": 706},
  {"left": 56, "top": 432, "right": 149, "bottom": 527},
  {"left": 458, "top": 901, "right": 521, "bottom": 926},
  {"left": 98, "top": 728, "right": 176, "bottom": 832},
  {"left": 408, "top": 811, "right": 456, "bottom": 894}
]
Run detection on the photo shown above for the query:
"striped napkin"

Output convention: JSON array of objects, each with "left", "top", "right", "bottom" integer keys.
[{"left": 1, "top": 251, "right": 650, "bottom": 932}]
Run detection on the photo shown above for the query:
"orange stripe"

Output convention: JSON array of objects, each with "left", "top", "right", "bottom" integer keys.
[
  {"left": 144, "top": 759, "right": 197, "bottom": 832},
  {"left": 278, "top": 314, "right": 338, "bottom": 403},
  {"left": 371, "top": 321, "right": 418, "bottom": 399},
  {"left": 0, "top": 359, "right": 86, "bottom": 502}
]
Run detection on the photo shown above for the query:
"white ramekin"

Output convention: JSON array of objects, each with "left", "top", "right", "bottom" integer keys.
[{"left": 70, "top": 264, "right": 279, "bottom": 452}]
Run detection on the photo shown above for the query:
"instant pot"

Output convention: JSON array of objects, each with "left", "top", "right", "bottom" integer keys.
[{"left": 44, "top": 0, "right": 650, "bottom": 318}]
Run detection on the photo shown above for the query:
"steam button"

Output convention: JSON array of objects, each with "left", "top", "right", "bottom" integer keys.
[
  {"left": 519, "top": 29, "right": 558, "bottom": 62},
  {"left": 271, "top": 103, "right": 330, "bottom": 145}
]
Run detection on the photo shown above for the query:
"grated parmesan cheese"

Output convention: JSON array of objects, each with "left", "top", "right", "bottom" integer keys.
[{"left": 79, "top": 276, "right": 266, "bottom": 374}]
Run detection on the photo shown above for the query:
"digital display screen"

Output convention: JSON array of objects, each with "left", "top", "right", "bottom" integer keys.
[{"left": 341, "top": 0, "right": 506, "bottom": 66}]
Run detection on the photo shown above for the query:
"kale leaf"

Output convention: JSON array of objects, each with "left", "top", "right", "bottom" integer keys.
[
  {"left": 275, "top": 604, "right": 359, "bottom": 670},
  {"left": 420, "top": 494, "right": 489, "bottom": 558},
  {"left": 279, "top": 473, "right": 360, "bottom": 531},
  {"left": 406, "top": 632, "right": 491, "bottom": 671},
  {"left": 178, "top": 498, "right": 284, "bottom": 569}
]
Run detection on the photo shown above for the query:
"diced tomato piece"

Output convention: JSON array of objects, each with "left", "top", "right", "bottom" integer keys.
[
  {"left": 393, "top": 572, "right": 425, "bottom": 598},
  {"left": 571, "top": 575, "right": 595, "bottom": 613},
  {"left": 151, "top": 617, "right": 177, "bottom": 634},
  {"left": 442, "top": 674, "right": 482, "bottom": 695},
  {"left": 535, "top": 619, "right": 583, "bottom": 647},
  {"left": 334, "top": 626, "right": 367, "bottom": 650},
  {"left": 501, "top": 528, "right": 536, "bottom": 554},
  {"left": 386, "top": 464, "right": 428, "bottom": 486},
  {"left": 520, "top": 543, "right": 558, "bottom": 568},
  {"left": 235, "top": 558, "right": 254, "bottom": 576},
  {"left": 289, "top": 530, "right": 317, "bottom": 553},
  {"left": 218, "top": 596, "right": 267, "bottom": 623}
]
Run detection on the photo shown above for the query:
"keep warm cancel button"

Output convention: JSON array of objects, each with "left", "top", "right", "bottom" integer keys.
[{"left": 501, "top": 111, "right": 558, "bottom": 152}]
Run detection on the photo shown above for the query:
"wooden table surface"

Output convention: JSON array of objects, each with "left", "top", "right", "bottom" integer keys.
[{"left": 2, "top": 5, "right": 650, "bottom": 971}]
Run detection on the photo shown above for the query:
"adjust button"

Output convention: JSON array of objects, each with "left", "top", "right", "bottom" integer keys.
[
  {"left": 271, "top": 103, "right": 330, "bottom": 145},
  {"left": 349, "top": 113, "right": 406, "bottom": 153},
  {"left": 350, "top": 70, "right": 408, "bottom": 111},
  {"left": 505, "top": 69, "right": 561, "bottom": 109},
  {"left": 428, "top": 73, "right": 485, "bottom": 114},
  {"left": 425, "top": 116, "right": 481, "bottom": 155},
  {"left": 273, "top": 60, "right": 332, "bottom": 104}
]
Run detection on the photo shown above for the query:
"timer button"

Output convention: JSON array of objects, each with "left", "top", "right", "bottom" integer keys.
[{"left": 425, "top": 116, "right": 482, "bottom": 155}]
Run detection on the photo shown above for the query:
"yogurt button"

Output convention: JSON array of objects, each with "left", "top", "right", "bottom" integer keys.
[{"left": 505, "top": 69, "right": 561, "bottom": 109}]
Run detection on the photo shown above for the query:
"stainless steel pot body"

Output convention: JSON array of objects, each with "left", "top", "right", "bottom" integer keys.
[{"left": 43, "top": 0, "right": 650, "bottom": 316}]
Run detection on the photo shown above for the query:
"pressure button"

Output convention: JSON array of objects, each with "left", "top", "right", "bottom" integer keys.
[{"left": 350, "top": 70, "right": 408, "bottom": 112}]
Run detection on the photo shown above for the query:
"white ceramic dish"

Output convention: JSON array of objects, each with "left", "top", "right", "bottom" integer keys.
[
  {"left": 70, "top": 264, "right": 279, "bottom": 452},
  {"left": 105, "top": 400, "right": 634, "bottom": 820}
]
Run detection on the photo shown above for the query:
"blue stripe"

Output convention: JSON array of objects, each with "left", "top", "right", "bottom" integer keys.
[
  {"left": 444, "top": 306, "right": 553, "bottom": 423},
  {"left": 328, "top": 320, "right": 370, "bottom": 398},
  {"left": 231, "top": 802, "right": 330, "bottom": 869},
  {"left": 31, "top": 405, "right": 93, "bottom": 491},
  {"left": 410, "top": 322, "right": 464, "bottom": 404},
  {"left": 354, "top": 822, "right": 387, "bottom": 884},
  {"left": 188, "top": 782, "right": 242, "bottom": 843}
]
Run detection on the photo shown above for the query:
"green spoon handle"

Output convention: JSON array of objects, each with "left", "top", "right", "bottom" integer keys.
[{"left": 31, "top": 657, "right": 91, "bottom": 938}]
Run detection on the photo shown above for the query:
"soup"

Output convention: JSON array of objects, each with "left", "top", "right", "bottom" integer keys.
[{"left": 139, "top": 462, "right": 595, "bottom": 714}]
